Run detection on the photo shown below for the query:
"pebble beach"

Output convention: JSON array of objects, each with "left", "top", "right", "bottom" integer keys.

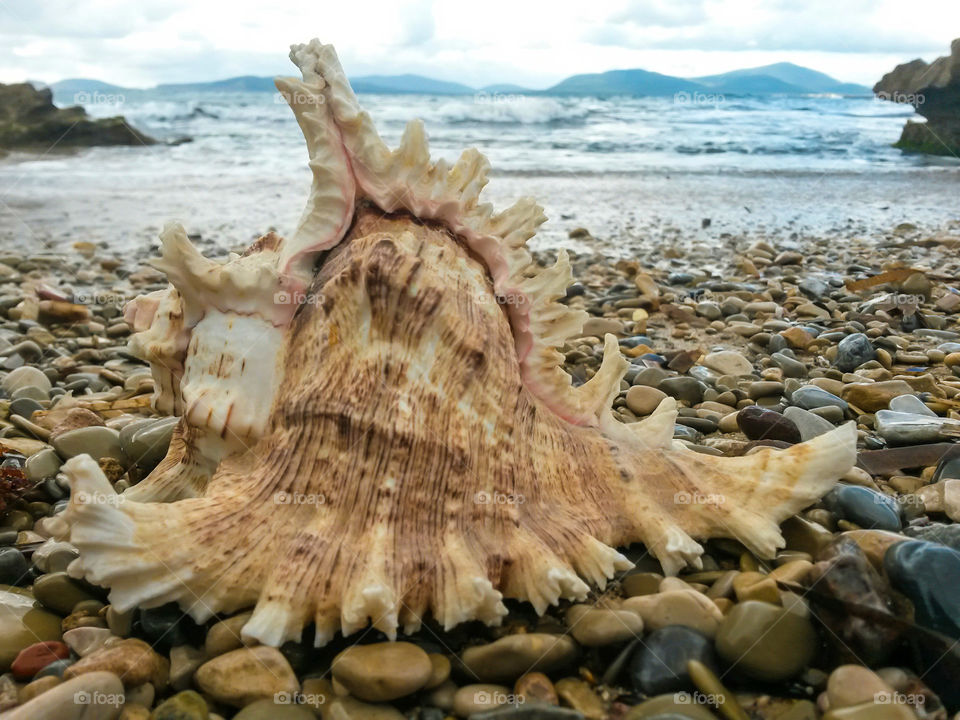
[{"left": 0, "top": 215, "right": 959, "bottom": 719}]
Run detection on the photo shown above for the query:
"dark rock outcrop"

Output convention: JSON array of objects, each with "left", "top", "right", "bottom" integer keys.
[
  {"left": 0, "top": 83, "right": 154, "bottom": 153},
  {"left": 874, "top": 39, "right": 960, "bottom": 156}
]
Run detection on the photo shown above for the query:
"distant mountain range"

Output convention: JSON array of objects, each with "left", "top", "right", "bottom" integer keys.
[{"left": 49, "top": 61, "right": 870, "bottom": 98}]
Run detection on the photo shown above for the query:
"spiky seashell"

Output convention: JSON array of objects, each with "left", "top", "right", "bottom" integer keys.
[{"left": 53, "top": 39, "right": 858, "bottom": 647}]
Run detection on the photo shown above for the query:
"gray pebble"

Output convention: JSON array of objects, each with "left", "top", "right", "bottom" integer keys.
[
  {"left": 889, "top": 394, "right": 937, "bottom": 417},
  {"left": 783, "top": 406, "right": 835, "bottom": 441},
  {"left": 791, "top": 386, "right": 848, "bottom": 412}
]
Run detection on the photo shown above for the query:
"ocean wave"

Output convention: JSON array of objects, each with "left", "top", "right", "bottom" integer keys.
[{"left": 436, "top": 97, "right": 590, "bottom": 125}]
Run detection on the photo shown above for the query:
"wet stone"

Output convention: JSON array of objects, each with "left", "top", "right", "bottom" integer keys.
[
  {"left": 233, "top": 698, "right": 314, "bottom": 719},
  {"left": 634, "top": 367, "right": 670, "bottom": 387},
  {"left": 11, "top": 641, "right": 69, "bottom": 680},
  {"left": 62, "top": 627, "right": 114, "bottom": 658},
  {"left": 48, "top": 408, "right": 105, "bottom": 441},
  {"left": 514, "top": 672, "right": 557, "bottom": 706},
  {"left": 889, "top": 394, "right": 936, "bottom": 417},
  {"left": 621, "top": 572, "right": 663, "bottom": 597},
  {"left": 1, "top": 366, "right": 51, "bottom": 395},
  {"left": 620, "top": 335, "right": 654, "bottom": 349},
  {"left": 772, "top": 352, "right": 806, "bottom": 378},
  {"left": 9, "top": 398, "right": 42, "bottom": 418},
  {"left": 63, "top": 637, "right": 168, "bottom": 687},
  {"left": 33, "top": 572, "right": 99, "bottom": 615},
  {"left": 17, "top": 675, "right": 60, "bottom": 704},
  {"left": 884, "top": 540, "right": 960, "bottom": 639},
  {"left": 621, "top": 590, "right": 722, "bottom": 637},
  {"left": 195, "top": 646, "right": 298, "bottom": 708},
  {"left": 629, "top": 626, "right": 716, "bottom": 695},
  {"left": 554, "top": 678, "right": 603, "bottom": 720},
  {"left": 715, "top": 601, "right": 817, "bottom": 682},
  {"left": 50, "top": 427, "right": 125, "bottom": 463},
  {"left": 472, "top": 707, "right": 585, "bottom": 720},
  {"left": 791, "top": 386, "right": 848, "bottom": 412},
  {"left": 331, "top": 642, "right": 433, "bottom": 702},
  {"left": 624, "top": 693, "right": 717, "bottom": 719},
  {"left": 702, "top": 351, "right": 753, "bottom": 376},
  {"left": 565, "top": 605, "right": 643, "bottom": 646},
  {"left": 826, "top": 665, "right": 895, "bottom": 710},
  {"left": 2, "top": 671, "right": 124, "bottom": 720},
  {"left": 903, "top": 523, "right": 960, "bottom": 551},
  {"left": 24, "top": 449, "right": 61, "bottom": 482},
  {"left": 151, "top": 690, "right": 209, "bottom": 720},
  {"left": 823, "top": 485, "right": 902, "bottom": 531},
  {"left": 0, "top": 589, "right": 63, "bottom": 672},
  {"left": 10, "top": 385, "right": 53, "bottom": 403},
  {"left": 783, "top": 406, "right": 835, "bottom": 440},
  {"left": 875, "top": 410, "right": 951, "bottom": 446},
  {"left": 809, "top": 540, "right": 902, "bottom": 664},
  {"left": 843, "top": 381, "right": 916, "bottom": 413},
  {"left": 625, "top": 386, "right": 667, "bottom": 416},
  {"left": 460, "top": 634, "right": 578, "bottom": 683},
  {"left": 122, "top": 417, "right": 178, "bottom": 469},
  {"left": 799, "top": 277, "right": 829, "bottom": 299},
  {"left": 453, "top": 684, "right": 512, "bottom": 717},
  {"left": 658, "top": 377, "right": 705, "bottom": 405},
  {"left": 34, "top": 658, "right": 72, "bottom": 679},
  {"left": 836, "top": 333, "right": 875, "bottom": 372},
  {"left": 736, "top": 406, "right": 801, "bottom": 443},
  {"left": 139, "top": 602, "right": 201, "bottom": 651},
  {"left": 747, "top": 380, "right": 784, "bottom": 399},
  {"left": 0, "top": 547, "right": 28, "bottom": 586}
]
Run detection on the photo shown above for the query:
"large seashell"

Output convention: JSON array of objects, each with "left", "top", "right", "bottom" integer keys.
[{"left": 54, "top": 39, "right": 857, "bottom": 647}]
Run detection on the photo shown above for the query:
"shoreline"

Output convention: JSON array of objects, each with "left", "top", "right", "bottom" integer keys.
[{"left": 1, "top": 163, "right": 959, "bottom": 258}]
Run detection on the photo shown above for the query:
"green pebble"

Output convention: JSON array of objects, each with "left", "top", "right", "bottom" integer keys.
[{"left": 150, "top": 689, "right": 209, "bottom": 720}]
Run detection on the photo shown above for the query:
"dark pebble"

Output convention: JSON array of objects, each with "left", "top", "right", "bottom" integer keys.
[
  {"left": 836, "top": 333, "right": 875, "bottom": 372},
  {"left": 9, "top": 398, "right": 43, "bottom": 418},
  {"left": 139, "top": 602, "right": 203, "bottom": 650},
  {"left": 629, "top": 626, "right": 716, "bottom": 695},
  {"left": 885, "top": 540, "right": 960, "bottom": 639},
  {"left": 675, "top": 417, "right": 717, "bottom": 434},
  {"left": 932, "top": 447, "right": 960, "bottom": 483},
  {"left": 0, "top": 547, "right": 28, "bottom": 585},
  {"left": 40, "top": 477, "right": 67, "bottom": 502},
  {"left": 736, "top": 406, "right": 801, "bottom": 444},
  {"left": 658, "top": 377, "right": 705, "bottom": 405},
  {"left": 809, "top": 539, "right": 902, "bottom": 664}
]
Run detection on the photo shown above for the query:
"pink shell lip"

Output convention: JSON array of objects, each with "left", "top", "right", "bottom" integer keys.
[
  {"left": 123, "top": 293, "right": 161, "bottom": 332},
  {"left": 281, "top": 43, "right": 577, "bottom": 425},
  {"left": 128, "top": 39, "right": 596, "bottom": 432}
]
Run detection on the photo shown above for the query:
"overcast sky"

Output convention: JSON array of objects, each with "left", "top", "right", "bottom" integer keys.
[{"left": 1, "top": 0, "right": 958, "bottom": 89}]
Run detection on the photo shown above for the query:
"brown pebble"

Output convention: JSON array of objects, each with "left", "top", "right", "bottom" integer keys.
[
  {"left": 555, "top": 677, "right": 605, "bottom": 720},
  {"left": 514, "top": 672, "right": 557, "bottom": 705}
]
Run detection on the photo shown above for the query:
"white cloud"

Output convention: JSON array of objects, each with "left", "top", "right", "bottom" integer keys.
[{"left": 0, "top": 0, "right": 957, "bottom": 88}]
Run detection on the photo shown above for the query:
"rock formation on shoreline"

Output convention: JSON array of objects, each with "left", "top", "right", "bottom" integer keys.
[
  {"left": 874, "top": 38, "right": 960, "bottom": 156},
  {"left": 0, "top": 83, "right": 154, "bottom": 155}
]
